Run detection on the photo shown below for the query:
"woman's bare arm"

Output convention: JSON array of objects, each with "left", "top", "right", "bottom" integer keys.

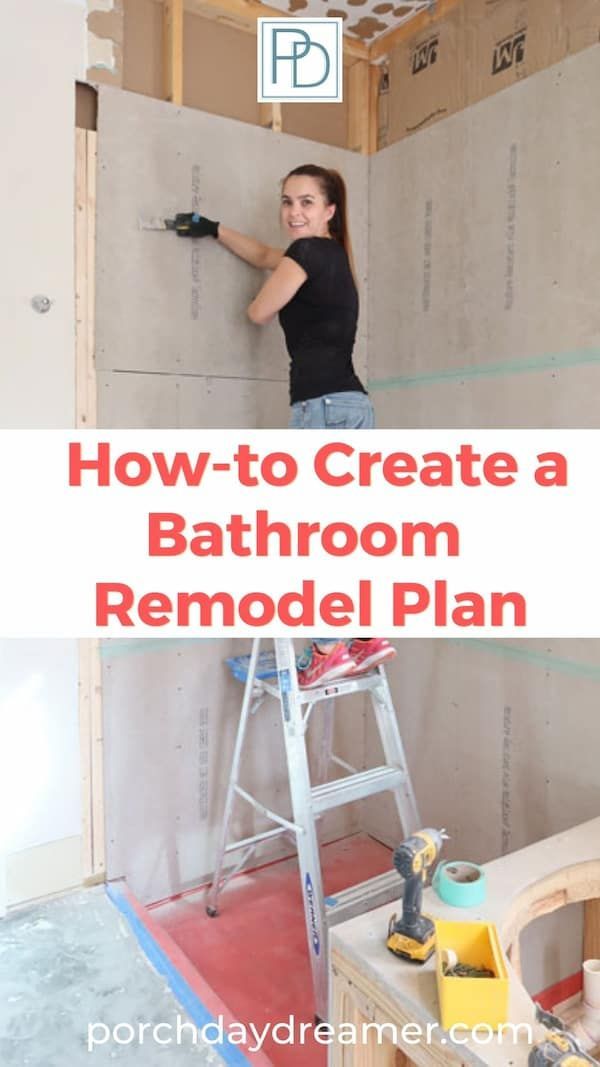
[
  {"left": 217, "top": 225, "right": 283, "bottom": 271},
  {"left": 247, "top": 257, "right": 307, "bottom": 325}
]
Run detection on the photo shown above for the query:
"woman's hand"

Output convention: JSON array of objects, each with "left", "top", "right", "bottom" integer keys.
[
  {"left": 173, "top": 213, "right": 219, "bottom": 238},
  {"left": 172, "top": 218, "right": 284, "bottom": 273}
]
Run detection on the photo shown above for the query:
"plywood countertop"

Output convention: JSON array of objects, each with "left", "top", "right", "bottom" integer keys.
[{"left": 330, "top": 816, "right": 600, "bottom": 1065}]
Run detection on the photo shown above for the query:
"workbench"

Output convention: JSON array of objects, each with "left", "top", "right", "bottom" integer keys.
[{"left": 329, "top": 817, "right": 600, "bottom": 1066}]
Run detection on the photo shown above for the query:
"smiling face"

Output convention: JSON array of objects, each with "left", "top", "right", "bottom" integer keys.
[{"left": 280, "top": 175, "right": 336, "bottom": 240}]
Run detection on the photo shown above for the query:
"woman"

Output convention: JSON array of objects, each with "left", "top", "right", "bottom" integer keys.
[
  {"left": 180, "top": 163, "right": 393, "bottom": 685},
  {"left": 179, "top": 164, "right": 373, "bottom": 429}
]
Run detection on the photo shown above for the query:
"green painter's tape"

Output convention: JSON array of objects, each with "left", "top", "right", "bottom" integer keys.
[
  {"left": 99, "top": 638, "right": 218, "bottom": 660},
  {"left": 368, "top": 347, "right": 600, "bottom": 391},
  {"left": 449, "top": 640, "right": 600, "bottom": 683},
  {"left": 433, "top": 861, "right": 486, "bottom": 907}
]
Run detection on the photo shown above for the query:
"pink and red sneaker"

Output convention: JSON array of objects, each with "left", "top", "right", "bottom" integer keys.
[
  {"left": 296, "top": 642, "right": 356, "bottom": 689},
  {"left": 346, "top": 638, "right": 396, "bottom": 675}
]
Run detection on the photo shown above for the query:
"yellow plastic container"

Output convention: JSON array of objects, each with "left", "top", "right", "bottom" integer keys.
[{"left": 435, "top": 919, "right": 509, "bottom": 1031}]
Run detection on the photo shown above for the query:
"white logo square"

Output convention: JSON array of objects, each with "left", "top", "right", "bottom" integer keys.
[{"left": 258, "top": 18, "right": 343, "bottom": 103}]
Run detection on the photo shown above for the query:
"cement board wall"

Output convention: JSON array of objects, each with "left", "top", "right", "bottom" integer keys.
[
  {"left": 361, "top": 638, "right": 600, "bottom": 993},
  {"left": 95, "top": 86, "right": 368, "bottom": 429},
  {"left": 96, "top": 94, "right": 370, "bottom": 902},
  {"left": 364, "top": 46, "right": 600, "bottom": 992},
  {"left": 102, "top": 639, "right": 367, "bottom": 905},
  {"left": 368, "top": 44, "right": 600, "bottom": 428}
]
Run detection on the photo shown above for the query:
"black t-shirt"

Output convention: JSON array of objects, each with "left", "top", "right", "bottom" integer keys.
[{"left": 278, "top": 237, "right": 366, "bottom": 404}]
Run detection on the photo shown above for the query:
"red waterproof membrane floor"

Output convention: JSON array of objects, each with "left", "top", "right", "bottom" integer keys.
[{"left": 150, "top": 833, "right": 394, "bottom": 1067}]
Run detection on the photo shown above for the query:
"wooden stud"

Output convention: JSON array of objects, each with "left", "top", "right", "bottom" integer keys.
[
  {"left": 75, "top": 128, "right": 88, "bottom": 429},
  {"left": 86, "top": 132, "right": 97, "bottom": 428},
  {"left": 79, "top": 641, "right": 94, "bottom": 882},
  {"left": 259, "top": 102, "right": 282, "bottom": 132},
  {"left": 164, "top": 0, "right": 184, "bottom": 104},
  {"left": 584, "top": 898, "right": 600, "bottom": 961},
  {"left": 395, "top": 1053, "right": 416, "bottom": 1067},
  {"left": 368, "top": 62, "right": 380, "bottom": 155},
  {"left": 369, "top": 0, "right": 461, "bottom": 62},
  {"left": 90, "top": 639, "right": 106, "bottom": 878},
  {"left": 347, "top": 60, "right": 370, "bottom": 154},
  {"left": 79, "top": 640, "right": 105, "bottom": 883},
  {"left": 75, "top": 128, "right": 97, "bottom": 429},
  {"left": 75, "top": 128, "right": 104, "bottom": 884}
]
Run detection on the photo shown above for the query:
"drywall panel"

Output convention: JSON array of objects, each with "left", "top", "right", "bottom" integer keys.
[
  {"left": 0, "top": 0, "right": 84, "bottom": 428},
  {"left": 103, "top": 639, "right": 365, "bottom": 904},
  {"left": 0, "top": 0, "right": 87, "bottom": 909},
  {"left": 6, "top": 836, "right": 82, "bottom": 907},
  {"left": 95, "top": 86, "right": 368, "bottom": 428},
  {"left": 0, "top": 641, "right": 82, "bottom": 853},
  {"left": 369, "top": 44, "right": 600, "bottom": 426}
]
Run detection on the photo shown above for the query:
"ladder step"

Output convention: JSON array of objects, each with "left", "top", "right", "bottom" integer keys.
[
  {"left": 311, "top": 766, "right": 405, "bottom": 814},
  {"left": 223, "top": 826, "right": 291, "bottom": 854},
  {"left": 210, "top": 639, "right": 421, "bottom": 1025},
  {"left": 325, "top": 869, "right": 404, "bottom": 927},
  {"left": 260, "top": 670, "right": 383, "bottom": 704}
]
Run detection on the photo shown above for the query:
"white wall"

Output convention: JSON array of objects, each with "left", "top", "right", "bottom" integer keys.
[{"left": 0, "top": 0, "right": 87, "bottom": 912}]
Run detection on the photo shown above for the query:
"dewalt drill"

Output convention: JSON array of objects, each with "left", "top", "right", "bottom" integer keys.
[{"left": 386, "top": 828, "right": 447, "bottom": 964}]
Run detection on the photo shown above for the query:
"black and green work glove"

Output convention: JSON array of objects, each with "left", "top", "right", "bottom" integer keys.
[{"left": 172, "top": 212, "right": 219, "bottom": 238}]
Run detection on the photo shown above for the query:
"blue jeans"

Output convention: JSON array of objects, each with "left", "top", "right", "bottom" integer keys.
[{"left": 289, "top": 391, "right": 375, "bottom": 429}]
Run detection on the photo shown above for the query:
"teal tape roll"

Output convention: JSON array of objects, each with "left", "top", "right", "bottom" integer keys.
[{"left": 433, "top": 861, "right": 486, "bottom": 907}]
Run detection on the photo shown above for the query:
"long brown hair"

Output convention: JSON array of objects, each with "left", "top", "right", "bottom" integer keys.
[{"left": 283, "top": 164, "right": 357, "bottom": 284}]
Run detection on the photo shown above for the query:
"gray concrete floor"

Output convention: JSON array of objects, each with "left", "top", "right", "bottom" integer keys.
[{"left": 0, "top": 886, "right": 227, "bottom": 1066}]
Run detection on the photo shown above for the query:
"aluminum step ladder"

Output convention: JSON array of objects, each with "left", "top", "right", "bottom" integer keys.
[{"left": 205, "top": 638, "right": 421, "bottom": 1022}]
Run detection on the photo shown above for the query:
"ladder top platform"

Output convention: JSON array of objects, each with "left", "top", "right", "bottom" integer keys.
[{"left": 226, "top": 650, "right": 388, "bottom": 703}]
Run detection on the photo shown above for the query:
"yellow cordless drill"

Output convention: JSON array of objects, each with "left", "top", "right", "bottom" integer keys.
[
  {"left": 386, "top": 828, "right": 447, "bottom": 964},
  {"left": 529, "top": 1006, "right": 599, "bottom": 1066}
]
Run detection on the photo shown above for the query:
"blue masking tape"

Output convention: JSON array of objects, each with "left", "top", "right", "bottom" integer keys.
[{"left": 433, "top": 861, "right": 486, "bottom": 908}]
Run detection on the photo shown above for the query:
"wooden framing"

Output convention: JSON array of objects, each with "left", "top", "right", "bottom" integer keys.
[
  {"left": 75, "top": 126, "right": 105, "bottom": 885},
  {"left": 584, "top": 898, "right": 600, "bottom": 961},
  {"left": 164, "top": 0, "right": 184, "bottom": 104},
  {"left": 153, "top": 0, "right": 460, "bottom": 152},
  {"left": 368, "top": 63, "right": 380, "bottom": 155},
  {"left": 259, "top": 102, "right": 282, "bottom": 132},
  {"left": 78, "top": 640, "right": 105, "bottom": 884},
  {"left": 75, "top": 128, "right": 97, "bottom": 429},
  {"left": 347, "top": 60, "right": 370, "bottom": 155}
]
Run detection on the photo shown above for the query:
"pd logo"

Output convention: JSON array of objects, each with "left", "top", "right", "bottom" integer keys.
[{"left": 258, "top": 18, "right": 343, "bottom": 102}]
